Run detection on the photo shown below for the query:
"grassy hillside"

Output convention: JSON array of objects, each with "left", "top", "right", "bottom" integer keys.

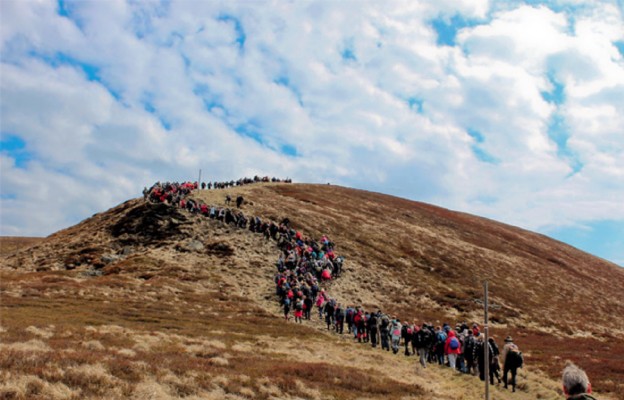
[{"left": 1, "top": 182, "right": 622, "bottom": 399}]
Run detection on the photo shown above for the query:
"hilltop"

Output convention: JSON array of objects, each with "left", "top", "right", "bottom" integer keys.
[{"left": 1, "top": 182, "right": 623, "bottom": 399}]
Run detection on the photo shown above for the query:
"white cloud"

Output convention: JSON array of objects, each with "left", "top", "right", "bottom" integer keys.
[{"left": 1, "top": 0, "right": 622, "bottom": 264}]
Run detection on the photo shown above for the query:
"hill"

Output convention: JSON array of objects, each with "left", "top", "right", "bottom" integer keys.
[{"left": 1, "top": 182, "right": 623, "bottom": 399}]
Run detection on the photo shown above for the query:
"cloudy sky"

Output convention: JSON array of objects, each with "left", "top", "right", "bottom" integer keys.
[{"left": 1, "top": 0, "right": 623, "bottom": 266}]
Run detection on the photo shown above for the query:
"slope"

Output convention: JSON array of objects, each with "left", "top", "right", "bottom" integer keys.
[{"left": 1, "top": 182, "right": 622, "bottom": 399}]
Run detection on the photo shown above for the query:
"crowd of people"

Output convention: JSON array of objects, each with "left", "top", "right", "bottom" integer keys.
[
  {"left": 143, "top": 181, "right": 197, "bottom": 204},
  {"left": 143, "top": 178, "right": 598, "bottom": 399},
  {"left": 144, "top": 177, "right": 291, "bottom": 204},
  {"left": 274, "top": 262, "right": 524, "bottom": 392},
  {"left": 200, "top": 176, "right": 292, "bottom": 190}
]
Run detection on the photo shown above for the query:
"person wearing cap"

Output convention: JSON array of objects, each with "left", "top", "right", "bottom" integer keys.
[
  {"left": 501, "top": 335, "right": 523, "bottom": 392},
  {"left": 500, "top": 336, "right": 515, "bottom": 369},
  {"left": 562, "top": 362, "right": 596, "bottom": 400}
]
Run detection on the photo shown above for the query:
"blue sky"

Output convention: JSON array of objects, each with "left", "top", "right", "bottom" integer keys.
[{"left": 1, "top": 0, "right": 623, "bottom": 267}]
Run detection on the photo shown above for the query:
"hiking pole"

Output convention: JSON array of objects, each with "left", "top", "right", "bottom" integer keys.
[
  {"left": 198, "top": 169, "right": 202, "bottom": 189},
  {"left": 484, "top": 280, "right": 490, "bottom": 400}
]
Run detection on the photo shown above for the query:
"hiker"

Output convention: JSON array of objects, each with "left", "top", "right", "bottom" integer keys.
[
  {"left": 380, "top": 313, "right": 391, "bottom": 351},
  {"left": 455, "top": 324, "right": 466, "bottom": 372},
  {"left": 402, "top": 321, "right": 414, "bottom": 356},
  {"left": 236, "top": 195, "right": 244, "bottom": 208},
  {"left": 345, "top": 306, "right": 355, "bottom": 334},
  {"left": 294, "top": 298, "right": 304, "bottom": 323},
  {"left": 488, "top": 337, "right": 502, "bottom": 384},
  {"left": 475, "top": 335, "right": 495, "bottom": 382},
  {"left": 352, "top": 308, "right": 360, "bottom": 339},
  {"left": 316, "top": 291, "right": 325, "bottom": 320},
  {"left": 472, "top": 323, "right": 480, "bottom": 336},
  {"left": 324, "top": 298, "right": 336, "bottom": 330},
  {"left": 283, "top": 297, "right": 291, "bottom": 321},
  {"left": 562, "top": 362, "right": 596, "bottom": 400},
  {"left": 463, "top": 330, "right": 477, "bottom": 374},
  {"left": 355, "top": 308, "right": 367, "bottom": 342},
  {"left": 414, "top": 323, "right": 432, "bottom": 368},
  {"left": 225, "top": 194, "right": 231, "bottom": 205},
  {"left": 391, "top": 319, "right": 402, "bottom": 354},
  {"left": 434, "top": 326, "right": 447, "bottom": 365},
  {"left": 334, "top": 303, "right": 345, "bottom": 334},
  {"left": 445, "top": 330, "right": 462, "bottom": 370},
  {"left": 368, "top": 311, "right": 379, "bottom": 348},
  {"left": 501, "top": 336, "right": 523, "bottom": 392},
  {"left": 321, "top": 267, "right": 332, "bottom": 281},
  {"left": 303, "top": 295, "right": 313, "bottom": 320},
  {"left": 363, "top": 312, "right": 371, "bottom": 343}
]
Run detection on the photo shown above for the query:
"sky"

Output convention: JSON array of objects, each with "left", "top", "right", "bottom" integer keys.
[{"left": 1, "top": 0, "right": 623, "bottom": 267}]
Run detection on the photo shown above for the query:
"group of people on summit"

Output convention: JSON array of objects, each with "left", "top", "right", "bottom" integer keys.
[
  {"left": 200, "top": 176, "right": 291, "bottom": 190},
  {"left": 143, "top": 177, "right": 598, "bottom": 400}
]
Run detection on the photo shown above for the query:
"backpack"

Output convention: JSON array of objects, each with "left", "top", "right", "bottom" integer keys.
[
  {"left": 449, "top": 337, "right": 460, "bottom": 350},
  {"left": 437, "top": 331, "right": 447, "bottom": 344},
  {"left": 402, "top": 325, "right": 412, "bottom": 338},
  {"left": 464, "top": 336, "right": 475, "bottom": 352},
  {"left": 416, "top": 329, "right": 430, "bottom": 346},
  {"left": 510, "top": 346, "right": 524, "bottom": 368}
]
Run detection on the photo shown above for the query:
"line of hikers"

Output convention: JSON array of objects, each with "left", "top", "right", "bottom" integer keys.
[
  {"left": 269, "top": 229, "right": 524, "bottom": 393},
  {"left": 144, "top": 177, "right": 292, "bottom": 204},
  {"left": 200, "top": 176, "right": 292, "bottom": 190},
  {"left": 144, "top": 179, "right": 342, "bottom": 283},
  {"left": 142, "top": 179, "right": 523, "bottom": 394}
]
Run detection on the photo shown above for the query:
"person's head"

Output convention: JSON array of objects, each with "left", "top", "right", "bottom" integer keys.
[{"left": 562, "top": 362, "right": 592, "bottom": 396}]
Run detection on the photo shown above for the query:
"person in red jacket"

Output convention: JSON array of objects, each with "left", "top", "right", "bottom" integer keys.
[
  {"left": 445, "top": 330, "right": 462, "bottom": 370},
  {"left": 321, "top": 268, "right": 332, "bottom": 281}
]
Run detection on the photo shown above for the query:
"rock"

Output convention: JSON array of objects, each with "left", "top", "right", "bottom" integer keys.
[
  {"left": 121, "top": 246, "right": 133, "bottom": 255},
  {"left": 187, "top": 240, "right": 205, "bottom": 252},
  {"left": 101, "top": 255, "right": 120, "bottom": 264},
  {"left": 83, "top": 268, "right": 103, "bottom": 277},
  {"left": 176, "top": 239, "right": 205, "bottom": 253}
]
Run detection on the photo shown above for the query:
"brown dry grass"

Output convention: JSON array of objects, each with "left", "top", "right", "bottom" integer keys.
[
  {"left": 0, "top": 237, "right": 43, "bottom": 256},
  {"left": 1, "top": 183, "right": 623, "bottom": 399}
]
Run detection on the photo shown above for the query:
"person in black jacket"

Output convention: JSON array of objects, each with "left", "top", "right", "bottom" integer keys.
[
  {"left": 402, "top": 322, "right": 414, "bottom": 356},
  {"left": 414, "top": 323, "right": 433, "bottom": 368},
  {"left": 324, "top": 299, "right": 335, "bottom": 330},
  {"left": 463, "top": 330, "right": 476, "bottom": 374},
  {"left": 368, "top": 311, "right": 379, "bottom": 348},
  {"left": 474, "top": 335, "right": 494, "bottom": 382}
]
